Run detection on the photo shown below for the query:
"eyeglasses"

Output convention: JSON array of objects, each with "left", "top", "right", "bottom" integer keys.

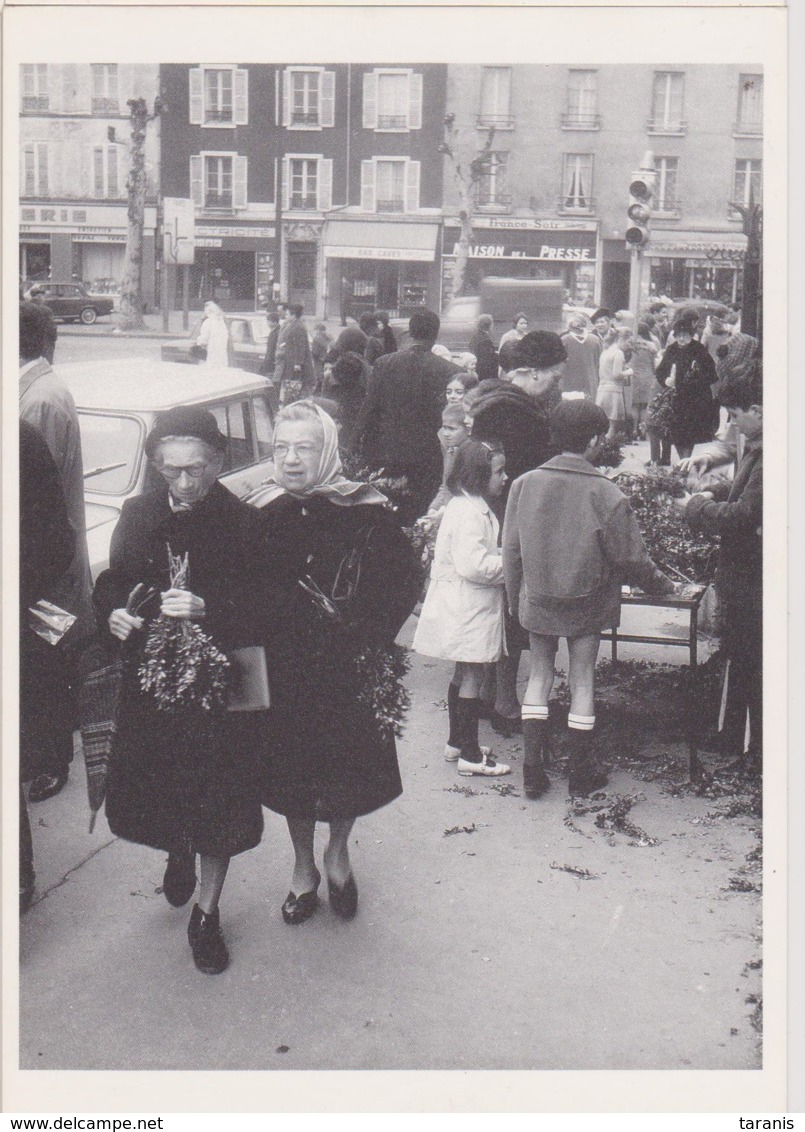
[
  {"left": 272, "top": 443, "right": 320, "bottom": 460},
  {"left": 155, "top": 463, "right": 211, "bottom": 480}
]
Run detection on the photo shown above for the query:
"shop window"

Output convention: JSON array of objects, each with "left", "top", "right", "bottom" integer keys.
[
  {"left": 561, "top": 154, "right": 593, "bottom": 212},
  {"left": 733, "top": 159, "right": 762, "bottom": 207},
  {"left": 478, "top": 67, "right": 513, "bottom": 129},
  {"left": 282, "top": 68, "right": 335, "bottom": 129},
  {"left": 92, "top": 145, "right": 120, "bottom": 198},
  {"left": 191, "top": 153, "right": 248, "bottom": 210},
  {"left": 563, "top": 71, "right": 599, "bottom": 129},
  {"left": 655, "top": 157, "right": 679, "bottom": 212},
  {"left": 648, "top": 72, "right": 686, "bottom": 133},
  {"left": 361, "top": 157, "right": 420, "bottom": 212},
  {"left": 91, "top": 64, "right": 119, "bottom": 114},
  {"left": 189, "top": 67, "right": 248, "bottom": 127},
  {"left": 21, "top": 65, "right": 48, "bottom": 112},
  {"left": 475, "top": 152, "right": 510, "bottom": 208},
  {"left": 22, "top": 143, "right": 49, "bottom": 197},
  {"left": 362, "top": 69, "right": 422, "bottom": 131},
  {"left": 736, "top": 74, "right": 763, "bottom": 135}
]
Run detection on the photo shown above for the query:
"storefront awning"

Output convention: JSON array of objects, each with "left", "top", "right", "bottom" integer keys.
[{"left": 323, "top": 221, "right": 438, "bottom": 262}]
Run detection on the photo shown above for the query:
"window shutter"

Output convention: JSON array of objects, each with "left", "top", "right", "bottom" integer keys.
[
  {"left": 404, "top": 159, "right": 420, "bottom": 212},
  {"left": 317, "top": 157, "right": 333, "bottom": 211},
  {"left": 282, "top": 70, "right": 290, "bottom": 128},
  {"left": 38, "top": 143, "right": 49, "bottom": 197},
  {"left": 321, "top": 70, "right": 336, "bottom": 127},
  {"left": 362, "top": 72, "right": 377, "bottom": 129},
  {"left": 190, "top": 155, "right": 203, "bottom": 206},
  {"left": 408, "top": 73, "right": 423, "bottom": 130},
  {"left": 360, "top": 159, "right": 376, "bottom": 211},
  {"left": 79, "top": 144, "right": 92, "bottom": 198},
  {"left": 189, "top": 68, "right": 203, "bottom": 125},
  {"left": 233, "top": 155, "right": 248, "bottom": 209},
  {"left": 234, "top": 68, "right": 248, "bottom": 125},
  {"left": 282, "top": 156, "right": 290, "bottom": 212}
]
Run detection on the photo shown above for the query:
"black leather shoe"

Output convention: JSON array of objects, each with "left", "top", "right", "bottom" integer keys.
[
  {"left": 328, "top": 873, "right": 358, "bottom": 920},
  {"left": 28, "top": 770, "right": 69, "bottom": 803},
  {"left": 162, "top": 851, "right": 197, "bottom": 907},
  {"left": 489, "top": 711, "right": 522, "bottom": 738},
  {"left": 188, "top": 904, "right": 229, "bottom": 974},
  {"left": 281, "top": 869, "right": 321, "bottom": 925}
]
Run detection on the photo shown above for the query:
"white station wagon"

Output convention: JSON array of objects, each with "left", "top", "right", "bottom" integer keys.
[{"left": 58, "top": 359, "right": 277, "bottom": 578}]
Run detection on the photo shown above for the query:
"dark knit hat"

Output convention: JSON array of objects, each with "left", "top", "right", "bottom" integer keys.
[
  {"left": 513, "top": 330, "right": 568, "bottom": 370},
  {"left": 144, "top": 406, "right": 227, "bottom": 459},
  {"left": 591, "top": 308, "right": 614, "bottom": 324}
]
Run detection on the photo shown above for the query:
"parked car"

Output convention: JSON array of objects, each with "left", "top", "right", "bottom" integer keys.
[
  {"left": 161, "top": 312, "right": 270, "bottom": 373},
  {"left": 58, "top": 359, "right": 276, "bottom": 577},
  {"left": 23, "top": 281, "right": 115, "bottom": 324}
]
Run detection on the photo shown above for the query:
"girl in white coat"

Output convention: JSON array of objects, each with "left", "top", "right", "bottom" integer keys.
[
  {"left": 413, "top": 440, "right": 511, "bottom": 777},
  {"left": 197, "top": 301, "right": 233, "bottom": 367}
]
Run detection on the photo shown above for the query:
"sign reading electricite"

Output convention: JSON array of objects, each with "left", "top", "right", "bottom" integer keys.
[{"left": 443, "top": 225, "right": 597, "bottom": 263}]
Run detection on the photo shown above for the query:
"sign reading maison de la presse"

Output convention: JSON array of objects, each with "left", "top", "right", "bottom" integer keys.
[{"left": 443, "top": 218, "right": 598, "bottom": 263}]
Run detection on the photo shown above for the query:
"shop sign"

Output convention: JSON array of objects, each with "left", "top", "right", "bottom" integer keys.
[
  {"left": 461, "top": 243, "right": 594, "bottom": 261},
  {"left": 445, "top": 216, "right": 597, "bottom": 233},
  {"left": 325, "top": 245, "right": 434, "bottom": 262},
  {"left": 196, "top": 238, "right": 223, "bottom": 248},
  {"left": 444, "top": 225, "right": 597, "bottom": 262},
  {"left": 195, "top": 225, "right": 275, "bottom": 240},
  {"left": 71, "top": 234, "right": 127, "bottom": 244}
]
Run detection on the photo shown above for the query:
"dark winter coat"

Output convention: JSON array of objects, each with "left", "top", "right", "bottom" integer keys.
[
  {"left": 503, "top": 455, "right": 674, "bottom": 637},
  {"left": 687, "top": 439, "right": 762, "bottom": 658},
  {"left": 19, "top": 421, "right": 76, "bottom": 780},
  {"left": 94, "top": 483, "right": 266, "bottom": 857},
  {"left": 468, "top": 329, "right": 499, "bottom": 384},
  {"left": 364, "top": 334, "right": 386, "bottom": 368},
  {"left": 261, "top": 323, "right": 280, "bottom": 377},
  {"left": 655, "top": 340, "right": 719, "bottom": 448},
  {"left": 275, "top": 317, "right": 315, "bottom": 397},
  {"left": 470, "top": 381, "right": 554, "bottom": 508},
  {"left": 379, "top": 323, "right": 398, "bottom": 356},
  {"left": 256, "top": 494, "right": 420, "bottom": 821},
  {"left": 354, "top": 342, "right": 460, "bottom": 481}
]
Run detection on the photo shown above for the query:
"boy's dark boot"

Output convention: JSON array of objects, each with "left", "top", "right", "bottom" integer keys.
[
  {"left": 567, "top": 725, "right": 608, "bottom": 797},
  {"left": 447, "top": 682, "right": 461, "bottom": 747},
  {"left": 522, "top": 719, "right": 551, "bottom": 799}
]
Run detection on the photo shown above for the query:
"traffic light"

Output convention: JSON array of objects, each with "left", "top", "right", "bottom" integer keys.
[{"left": 625, "top": 151, "right": 656, "bottom": 249}]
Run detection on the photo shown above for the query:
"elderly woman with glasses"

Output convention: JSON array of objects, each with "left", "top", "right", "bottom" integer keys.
[
  {"left": 247, "top": 401, "right": 420, "bottom": 926},
  {"left": 93, "top": 406, "right": 266, "bottom": 976}
]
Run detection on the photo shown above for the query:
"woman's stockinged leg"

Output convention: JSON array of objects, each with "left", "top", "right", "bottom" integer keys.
[
  {"left": 198, "top": 854, "right": 230, "bottom": 915},
  {"left": 324, "top": 818, "right": 355, "bottom": 888},
  {"left": 286, "top": 816, "right": 318, "bottom": 895},
  {"left": 566, "top": 634, "right": 601, "bottom": 718}
]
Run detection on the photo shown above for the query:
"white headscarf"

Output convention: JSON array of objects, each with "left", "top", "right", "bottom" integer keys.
[{"left": 245, "top": 401, "right": 388, "bottom": 509}]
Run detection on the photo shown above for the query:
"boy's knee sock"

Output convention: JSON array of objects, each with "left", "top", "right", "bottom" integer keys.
[
  {"left": 521, "top": 706, "right": 551, "bottom": 798},
  {"left": 456, "top": 697, "right": 482, "bottom": 762},
  {"left": 447, "top": 682, "right": 461, "bottom": 748}
]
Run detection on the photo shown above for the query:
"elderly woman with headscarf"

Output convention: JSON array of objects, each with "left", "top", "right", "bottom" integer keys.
[
  {"left": 196, "top": 301, "right": 234, "bottom": 367},
  {"left": 93, "top": 407, "right": 266, "bottom": 975},
  {"left": 247, "top": 402, "right": 420, "bottom": 925}
]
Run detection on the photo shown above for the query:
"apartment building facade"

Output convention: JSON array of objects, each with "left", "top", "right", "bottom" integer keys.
[
  {"left": 19, "top": 64, "right": 160, "bottom": 307},
  {"left": 159, "top": 63, "right": 447, "bottom": 317},
  {"left": 441, "top": 65, "right": 763, "bottom": 312}
]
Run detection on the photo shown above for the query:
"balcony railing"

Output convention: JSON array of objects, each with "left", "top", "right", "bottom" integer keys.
[
  {"left": 377, "top": 113, "right": 408, "bottom": 130},
  {"left": 557, "top": 196, "right": 596, "bottom": 214},
  {"left": 376, "top": 198, "right": 405, "bottom": 213},
  {"left": 561, "top": 111, "right": 601, "bottom": 130},
  {"left": 92, "top": 97, "right": 120, "bottom": 115},
  {"left": 290, "top": 110, "right": 320, "bottom": 126},
  {"left": 734, "top": 118, "right": 763, "bottom": 137},
  {"left": 289, "top": 194, "right": 318, "bottom": 210},
  {"left": 475, "top": 190, "right": 513, "bottom": 210},
  {"left": 476, "top": 113, "right": 514, "bottom": 129},
  {"left": 646, "top": 117, "right": 687, "bottom": 135},
  {"left": 22, "top": 95, "right": 49, "bottom": 112}
]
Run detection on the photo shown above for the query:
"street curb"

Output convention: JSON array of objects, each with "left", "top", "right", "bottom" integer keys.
[{"left": 57, "top": 326, "right": 181, "bottom": 340}]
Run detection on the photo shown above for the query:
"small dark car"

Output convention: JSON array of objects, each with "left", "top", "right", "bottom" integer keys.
[
  {"left": 23, "top": 282, "right": 115, "bottom": 324},
  {"left": 161, "top": 312, "right": 270, "bottom": 374}
]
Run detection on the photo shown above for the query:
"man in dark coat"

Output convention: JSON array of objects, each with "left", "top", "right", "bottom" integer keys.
[
  {"left": 354, "top": 308, "right": 462, "bottom": 525},
  {"left": 19, "top": 301, "right": 96, "bottom": 803},
  {"left": 375, "top": 310, "right": 398, "bottom": 356},
  {"left": 19, "top": 421, "right": 76, "bottom": 910},
  {"left": 676, "top": 370, "right": 763, "bottom": 776},
  {"left": 260, "top": 312, "right": 281, "bottom": 379},
  {"left": 468, "top": 314, "right": 499, "bottom": 383}
]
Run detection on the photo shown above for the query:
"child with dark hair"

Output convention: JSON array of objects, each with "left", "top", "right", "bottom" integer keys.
[
  {"left": 413, "top": 440, "right": 511, "bottom": 777},
  {"left": 503, "top": 399, "right": 675, "bottom": 797},
  {"left": 674, "top": 370, "right": 763, "bottom": 776}
]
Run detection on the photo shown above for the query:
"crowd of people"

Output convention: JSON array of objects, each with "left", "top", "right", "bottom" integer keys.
[{"left": 18, "top": 292, "right": 762, "bottom": 979}]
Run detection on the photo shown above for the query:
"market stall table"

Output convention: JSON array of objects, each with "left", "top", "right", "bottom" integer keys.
[{"left": 601, "top": 586, "right": 708, "bottom": 781}]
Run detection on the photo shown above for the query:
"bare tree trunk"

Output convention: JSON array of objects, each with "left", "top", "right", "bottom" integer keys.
[
  {"left": 119, "top": 99, "right": 150, "bottom": 332},
  {"left": 454, "top": 207, "right": 472, "bottom": 298}
]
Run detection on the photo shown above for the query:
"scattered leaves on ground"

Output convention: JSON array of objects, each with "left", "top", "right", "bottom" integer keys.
[
  {"left": 443, "top": 823, "right": 478, "bottom": 837},
  {"left": 550, "top": 862, "right": 599, "bottom": 880}
]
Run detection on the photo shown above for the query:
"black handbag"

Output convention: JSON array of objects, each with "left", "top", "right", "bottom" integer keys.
[{"left": 227, "top": 645, "right": 271, "bottom": 712}]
